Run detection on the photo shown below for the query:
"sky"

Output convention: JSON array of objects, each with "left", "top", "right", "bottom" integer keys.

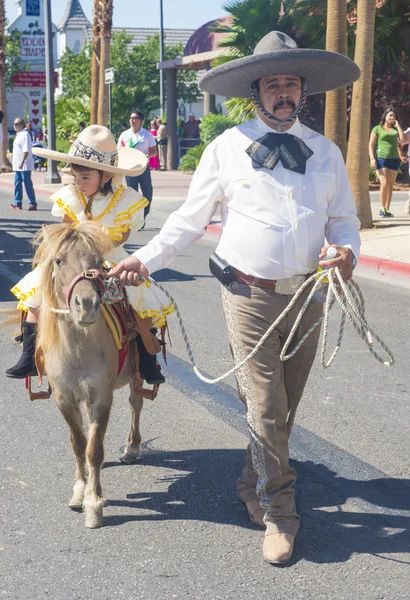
[{"left": 6, "top": 0, "right": 230, "bottom": 30}]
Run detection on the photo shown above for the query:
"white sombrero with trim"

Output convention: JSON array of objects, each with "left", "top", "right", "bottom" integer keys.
[
  {"left": 34, "top": 125, "right": 147, "bottom": 177},
  {"left": 199, "top": 31, "right": 361, "bottom": 98}
]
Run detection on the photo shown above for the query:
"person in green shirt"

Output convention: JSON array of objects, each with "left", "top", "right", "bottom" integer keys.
[{"left": 369, "top": 107, "right": 406, "bottom": 217}]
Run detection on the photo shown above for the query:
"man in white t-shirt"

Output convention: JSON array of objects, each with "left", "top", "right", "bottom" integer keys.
[
  {"left": 11, "top": 118, "right": 37, "bottom": 211},
  {"left": 117, "top": 110, "right": 157, "bottom": 220},
  {"left": 403, "top": 126, "right": 410, "bottom": 214}
]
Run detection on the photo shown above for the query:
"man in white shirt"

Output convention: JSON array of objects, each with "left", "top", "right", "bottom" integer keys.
[
  {"left": 110, "top": 32, "right": 361, "bottom": 564},
  {"left": 11, "top": 117, "right": 37, "bottom": 211},
  {"left": 118, "top": 110, "right": 157, "bottom": 220}
]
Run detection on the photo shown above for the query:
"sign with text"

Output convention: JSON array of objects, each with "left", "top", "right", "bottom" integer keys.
[
  {"left": 105, "top": 68, "right": 114, "bottom": 84},
  {"left": 12, "top": 71, "right": 58, "bottom": 88}
]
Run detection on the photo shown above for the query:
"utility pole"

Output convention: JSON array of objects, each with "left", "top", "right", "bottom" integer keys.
[
  {"left": 159, "top": 0, "right": 165, "bottom": 119},
  {"left": 44, "top": 0, "right": 60, "bottom": 183}
]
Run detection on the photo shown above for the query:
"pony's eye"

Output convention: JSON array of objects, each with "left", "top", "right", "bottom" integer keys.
[{"left": 55, "top": 258, "right": 63, "bottom": 266}]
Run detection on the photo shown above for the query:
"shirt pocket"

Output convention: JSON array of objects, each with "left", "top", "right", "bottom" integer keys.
[{"left": 308, "top": 173, "right": 336, "bottom": 211}]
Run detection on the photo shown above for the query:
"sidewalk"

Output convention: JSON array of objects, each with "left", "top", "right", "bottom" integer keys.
[{"left": 1, "top": 169, "right": 409, "bottom": 282}]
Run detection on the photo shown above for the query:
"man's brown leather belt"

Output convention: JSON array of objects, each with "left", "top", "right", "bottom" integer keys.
[{"left": 233, "top": 268, "right": 277, "bottom": 290}]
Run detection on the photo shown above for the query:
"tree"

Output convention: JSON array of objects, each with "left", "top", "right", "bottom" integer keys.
[
  {"left": 90, "top": 0, "right": 101, "bottom": 124},
  {"left": 211, "top": 0, "right": 300, "bottom": 123},
  {"left": 346, "top": 0, "right": 377, "bottom": 229},
  {"left": 55, "top": 95, "right": 90, "bottom": 150},
  {"left": 59, "top": 46, "right": 91, "bottom": 97},
  {"left": 293, "top": 0, "right": 410, "bottom": 68},
  {"left": 0, "top": 7, "right": 28, "bottom": 170},
  {"left": 212, "top": 0, "right": 300, "bottom": 65},
  {"left": 0, "top": 0, "right": 10, "bottom": 169},
  {"left": 98, "top": 0, "right": 113, "bottom": 126},
  {"left": 324, "top": 0, "right": 347, "bottom": 158}
]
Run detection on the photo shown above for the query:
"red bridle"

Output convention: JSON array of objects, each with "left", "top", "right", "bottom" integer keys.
[{"left": 65, "top": 269, "right": 106, "bottom": 310}]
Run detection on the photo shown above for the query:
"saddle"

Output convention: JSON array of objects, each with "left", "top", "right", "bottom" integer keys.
[
  {"left": 31, "top": 283, "right": 167, "bottom": 402},
  {"left": 100, "top": 299, "right": 165, "bottom": 400}
]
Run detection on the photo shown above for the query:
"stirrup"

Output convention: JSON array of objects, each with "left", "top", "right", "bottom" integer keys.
[{"left": 25, "top": 376, "right": 52, "bottom": 401}]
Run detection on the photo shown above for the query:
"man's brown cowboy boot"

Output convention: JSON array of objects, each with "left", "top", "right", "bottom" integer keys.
[{"left": 263, "top": 533, "right": 295, "bottom": 564}]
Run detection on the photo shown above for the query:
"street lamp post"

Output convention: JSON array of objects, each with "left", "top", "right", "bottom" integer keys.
[
  {"left": 44, "top": 0, "right": 61, "bottom": 183},
  {"left": 159, "top": 0, "right": 165, "bottom": 119}
]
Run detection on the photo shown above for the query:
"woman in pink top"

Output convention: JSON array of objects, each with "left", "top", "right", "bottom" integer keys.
[{"left": 149, "top": 120, "right": 160, "bottom": 170}]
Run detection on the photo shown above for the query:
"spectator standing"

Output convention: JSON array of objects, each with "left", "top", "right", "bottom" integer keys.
[
  {"left": 26, "top": 120, "right": 34, "bottom": 140},
  {"left": 156, "top": 118, "right": 169, "bottom": 170},
  {"left": 11, "top": 118, "right": 37, "bottom": 211},
  {"left": 369, "top": 107, "right": 406, "bottom": 217},
  {"left": 117, "top": 111, "right": 157, "bottom": 219},
  {"left": 149, "top": 119, "right": 160, "bottom": 170},
  {"left": 183, "top": 113, "right": 200, "bottom": 148}
]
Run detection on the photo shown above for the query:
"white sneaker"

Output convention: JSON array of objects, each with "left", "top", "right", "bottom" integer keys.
[{"left": 405, "top": 200, "right": 410, "bottom": 215}]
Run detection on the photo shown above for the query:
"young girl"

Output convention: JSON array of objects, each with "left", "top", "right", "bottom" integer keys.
[{"left": 6, "top": 125, "right": 173, "bottom": 383}]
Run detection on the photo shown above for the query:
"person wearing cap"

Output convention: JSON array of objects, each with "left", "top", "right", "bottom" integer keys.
[
  {"left": 109, "top": 31, "right": 361, "bottom": 563},
  {"left": 6, "top": 125, "right": 173, "bottom": 383},
  {"left": 118, "top": 111, "right": 158, "bottom": 221},
  {"left": 183, "top": 113, "right": 201, "bottom": 148}
]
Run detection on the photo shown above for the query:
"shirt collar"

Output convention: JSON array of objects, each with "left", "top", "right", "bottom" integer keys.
[{"left": 255, "top": 115, "right": 303, "bottom": 137}]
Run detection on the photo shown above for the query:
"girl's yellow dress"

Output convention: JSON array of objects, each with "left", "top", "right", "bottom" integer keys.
[{"left": 11, "top": 182, "right": 174, "bottom": 329}]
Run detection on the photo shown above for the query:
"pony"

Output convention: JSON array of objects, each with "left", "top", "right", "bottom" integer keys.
[{"left": 32, "top": 221, "right": 149, "bottom": 528}]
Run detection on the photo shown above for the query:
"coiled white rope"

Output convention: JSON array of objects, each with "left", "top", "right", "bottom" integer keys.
[{"left": 148, "top": 267, "right": 394, "bottom": 385}]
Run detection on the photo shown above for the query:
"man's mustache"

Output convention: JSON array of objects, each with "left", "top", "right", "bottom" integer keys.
[{"left": 273, "top": 99, "right": 296, "bottom": 112}]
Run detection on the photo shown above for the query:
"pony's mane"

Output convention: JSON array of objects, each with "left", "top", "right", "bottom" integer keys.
[{"left": 36, "top": 222, "right": 114, "bottom": 354}]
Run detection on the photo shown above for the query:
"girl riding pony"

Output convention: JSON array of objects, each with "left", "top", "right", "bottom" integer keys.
[{"left": 6, "top": 125, "right": 173, "bottom": 384}]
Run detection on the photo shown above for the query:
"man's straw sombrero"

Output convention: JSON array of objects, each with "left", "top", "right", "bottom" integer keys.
[{"left": 34, "top": 125, "right": 147, "bottom": 177}]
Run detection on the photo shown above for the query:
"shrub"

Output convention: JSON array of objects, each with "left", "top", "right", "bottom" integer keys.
[
  {"left": 178, "top": 144, "right": 206, "bottom": 173},
  {"left": 199, "top": 113, "right": 239, "bottom": 146}
]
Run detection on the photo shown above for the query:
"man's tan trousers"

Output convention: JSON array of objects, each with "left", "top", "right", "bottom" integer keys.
[{"left": 221, "top": 282, "right": 323, "bottom": 535}]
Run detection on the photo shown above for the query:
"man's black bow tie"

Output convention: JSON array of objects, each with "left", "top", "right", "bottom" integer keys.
[{"left": 245, "top": 132, "right": 314, "bottom": 175}]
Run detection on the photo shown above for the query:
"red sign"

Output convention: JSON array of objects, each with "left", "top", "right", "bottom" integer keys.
[{"left": 12, "top": 71, "right": 58, "bottom": 88}]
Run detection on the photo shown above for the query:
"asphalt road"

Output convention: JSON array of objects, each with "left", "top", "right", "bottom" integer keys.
[{"left": 0, "top": 187, "right": 409, "bottom": 600}]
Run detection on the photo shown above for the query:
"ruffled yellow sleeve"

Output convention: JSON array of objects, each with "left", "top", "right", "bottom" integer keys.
[
  {"left": 50, "top": 184, "right": 86, "bottom": 225},
  {"left": 110, "top": 186, "right": 149, "bottom": 237}
]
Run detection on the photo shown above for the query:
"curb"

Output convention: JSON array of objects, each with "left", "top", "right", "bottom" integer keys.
[{"left": 206, "top": 222, "right": 410, "bottom": 280}]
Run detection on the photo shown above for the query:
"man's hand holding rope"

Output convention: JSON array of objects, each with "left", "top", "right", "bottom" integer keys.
[
  {"left": 318, "top": 245, "right": 355, "bottom": 281},
  {"left": 109, "top": 256, "right": 149, "bottom": 286}
]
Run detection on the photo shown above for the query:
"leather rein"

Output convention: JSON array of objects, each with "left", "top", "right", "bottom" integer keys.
[
  {"left": 65, "top": 268, "right": 106, "bottom": 311},
  {"left": 46, "top": 269, "right": 107, "bottom": 315}
]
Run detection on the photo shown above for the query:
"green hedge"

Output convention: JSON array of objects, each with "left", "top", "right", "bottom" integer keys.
[{"left": 178, "top": 113, "right": 239, "bottom": 173}]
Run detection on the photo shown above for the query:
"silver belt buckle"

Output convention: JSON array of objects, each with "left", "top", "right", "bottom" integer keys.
[{"left": 275, "top": 275, "right": 305, "bottom": 295}]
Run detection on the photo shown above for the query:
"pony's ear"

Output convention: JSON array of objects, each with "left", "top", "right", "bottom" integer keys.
[{"left": 41, "top": 224, "right": 51, "bottom": 244}]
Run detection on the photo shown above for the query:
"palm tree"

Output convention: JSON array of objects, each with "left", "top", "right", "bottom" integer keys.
[
  {"left": 324, "top": 0, "right": 347, "bottom": 158},
  {"left": 0, "top": 0, "right": 11, "bottom": 170},
  {"left": 97, "top": 0, "right": 113, "bottom": 126},
  {"left": 212, "top": 0, "right": 299, "bottom": 121},
  {"left": 294, "top": 0, "right": 410, "bottom": 67},
  {"left": 90, "top": 0, "right": 101, "bottom": 125},
  {"left": 346, "top": 0, "right": 377, "bottom": 229}
]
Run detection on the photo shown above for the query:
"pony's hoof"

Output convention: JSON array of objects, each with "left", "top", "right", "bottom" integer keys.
[
  {"left": 68, "top": 498, "right": 83, "bottom": 512},
  {"left": 69, "top": 482, "right": 85, "bottom": 511},
  {"left": 119, "top": 451, "right": 140, "bottom": 465},
  {"left": 84, "top": 508, "right": 103, "bottom": 529}
]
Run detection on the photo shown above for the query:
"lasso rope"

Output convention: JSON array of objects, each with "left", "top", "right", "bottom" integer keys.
[
  {"left": 144, "top": 268, "right": 394, "bottom": 385},
  {"left": 47, "top": 268, "right": 394, "bottom": 384}
]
